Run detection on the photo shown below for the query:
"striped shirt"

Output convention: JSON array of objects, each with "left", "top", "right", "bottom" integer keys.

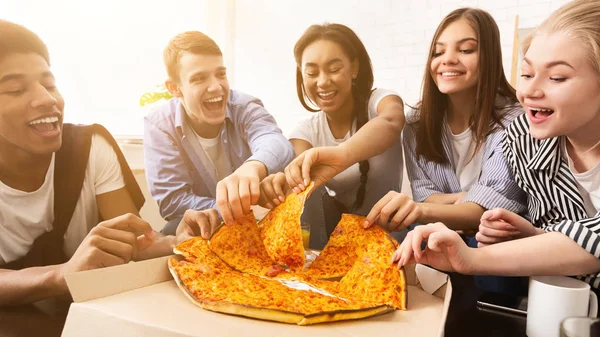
[
  {"left": 404, "top": 101, "right": 527, "bottom": 215},
  {"left": 504, "top": 113, "right": 600, "bottom": 289}
]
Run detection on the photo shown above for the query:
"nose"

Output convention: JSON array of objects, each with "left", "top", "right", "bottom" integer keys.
[
  {"left": 317, "top": 72, "right": 331, "bottom": 88},
  {"left": 30, "top": 84, "right": 58, "bottom": 109},
  {"left": 518, "top": 76, "right": 544, "bottom": 99},
  {"left": 441, "top": 49, "right": 458, "bottom": 65}
]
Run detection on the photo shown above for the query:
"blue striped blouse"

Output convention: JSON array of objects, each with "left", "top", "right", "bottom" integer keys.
[{"left": 403, "top": 101, "right": 527, "bottom": 215}]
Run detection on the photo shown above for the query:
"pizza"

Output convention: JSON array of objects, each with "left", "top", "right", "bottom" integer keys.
[
  {"left": 168, "top": 257, "right": 390, "bottom": 325},
  {"left": 337, "top": 241, "right": 407, "bottom": 310},
  {"left": 169, "top": 194, "right": 408, "bottom": 325},
  {"left": 303, "top": 213, "right": 396, "bottom": 279},
  {"left": 257, "top": 183, "right": 314, "bottom": 271},
  {"left": 209, "top": 211, "right": 286, "bottom": 277}
]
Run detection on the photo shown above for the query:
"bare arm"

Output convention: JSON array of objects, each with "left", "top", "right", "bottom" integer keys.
[
  {"left": 419, "top": 202, "right": 485, "bottom": 231},
  {"left": 0, "top": 266, "right": 66, "bottom": 306},
  {"left": 423, "top": 193, "right": 464, "bottom": 205},
  {"left": 338, "top": 95, "right": 405, "bottom": 166},
  {"left": 474, "top": 232, "right": 600, "bottom": 276},
  {"left": 395, "top": 223, "right": 600, "bottom": 278}
]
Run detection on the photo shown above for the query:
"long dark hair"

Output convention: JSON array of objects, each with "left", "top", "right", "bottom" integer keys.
[
  {"left": 413, "top": 8, "right": 517, "bottom": 164},
  {"left": 294, "top": 23, "right": 374, "bottom": 211}
]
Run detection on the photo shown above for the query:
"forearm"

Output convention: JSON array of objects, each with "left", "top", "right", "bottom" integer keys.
[
  {"left": 472, "top": 232, "right": 600, "bottom": 276},
  {"left": 0, "top": 265, "right": 67, "bottom": 306},
  {"left": 338, "top": 117, "right": 403, "bottom": 166},
  {"left": 158, "top": 191, "right": 217, "bottom": 220},
  {"left": 419, "top": 202, "right": 485, "bottom": 230},
  {"left": 424, "top": 193, "right": 462, "bottom": 205}
]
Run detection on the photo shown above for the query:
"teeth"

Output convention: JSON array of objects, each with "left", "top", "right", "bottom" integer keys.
[
  {"left": 318, "top": 91, "right": 335, "bottom": 98},
  {"left": 441, "top": 72, "right": 461, "bottom": 77},
  {"left": 28, "top": 116, "right": 59, "bottom": 125},
  {"left": 206, "top": 96, "right": 223, "bottom": 103},
  {"left": 530, "top": 108, "right": 553, "bottom": 112}
]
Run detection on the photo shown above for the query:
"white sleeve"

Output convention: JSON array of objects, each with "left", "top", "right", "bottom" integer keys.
[
  {"left": 90, "top": 133, "right": 126, "bottom": 195},
  {"left": 288, "top": 117, "right": 316, "bottom": 146},
  {"left": 368, "top": 88, "right": 401, "bottom": 120}
]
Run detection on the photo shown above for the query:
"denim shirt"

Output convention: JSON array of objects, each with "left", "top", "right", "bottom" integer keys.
[{"left": 143, "top": 89, "right": 294, "bottom": 220}]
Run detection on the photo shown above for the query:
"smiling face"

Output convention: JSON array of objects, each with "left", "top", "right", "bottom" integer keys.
[
  {"left": 300, "top": 39, "right": 358, "bottom": 116},
  {"left": 0, "top": 52, "right": 64, "bottom": 156},
  {"left": 430, "top": 19, "right": 479, "bottom": 96},
  {"left": 170, "top": 51, "right": 229, "bottom": 133},
  {"left": 518, "top": 32, "right": 600, "bottom": 140}
]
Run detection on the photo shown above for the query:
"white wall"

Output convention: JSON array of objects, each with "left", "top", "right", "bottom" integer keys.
[{"left": 230, "top": 0, "right": 571, "bottom": 136}]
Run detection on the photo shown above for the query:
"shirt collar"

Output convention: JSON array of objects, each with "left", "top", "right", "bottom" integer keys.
[{"left": 526, "top": 136, "right": 562, "bottom": 176}]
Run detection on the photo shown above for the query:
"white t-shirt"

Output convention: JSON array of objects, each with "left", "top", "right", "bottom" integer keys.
[
  {"left": 0, "top": 134, "right": 125, "bottom": 264},
  {"left": 289, "top": 88, "right": 404, "bottom": 215},
  {"left": 562, "top": 139, "right": 600, "bottom": 217},
  {"left": 449, "top": 126, "right": 485, "bottom": 192},
  {"left": 194, "top": 132, "right": 232, "bottom": 181}
]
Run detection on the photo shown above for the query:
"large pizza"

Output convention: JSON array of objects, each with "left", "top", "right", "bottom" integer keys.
[{"left": 168, "top": 188, "right": 407, "bottom": 325}]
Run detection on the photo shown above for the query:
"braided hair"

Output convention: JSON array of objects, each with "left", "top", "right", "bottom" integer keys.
[{"left": 294, "top": 23, "right": 374, "bottom": 212}]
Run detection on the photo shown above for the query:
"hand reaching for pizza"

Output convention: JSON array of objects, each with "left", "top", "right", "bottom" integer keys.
[
  {"left": 392, "top": 222, "right": 475, "bottom": 274},
  {"left": 216, "top": 160, "right": 266, "bottom": 225},
  {"left": 476, "top": 208, "right": 543, "bottom": 247},
  {"left": 258, "top": 172, "right": 291, "bottom": 209},
  {"left": 284, "top": 146, "right": 351, "bottom": 194},
  {"left": 176, "top": 209, "right": 221, "bottom": 242},
  {"left": 59, "top": 213, "right": 156, "bottom": 276},
  {"left": 364, "top": 191, "right": 423, "bottom": 232}
]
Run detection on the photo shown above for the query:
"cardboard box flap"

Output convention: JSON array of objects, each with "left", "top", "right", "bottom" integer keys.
[
  {"left": 415, "top": 264, "right": 449, "bottom": 295},
  {"left": 65, "top": 255, "right": 172, "bottom": 303}
]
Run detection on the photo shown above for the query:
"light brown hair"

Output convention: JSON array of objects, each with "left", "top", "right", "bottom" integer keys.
[
  {"left": 163, "top": 31, "right": 222, "bottom": 82},
  {"left": 522, "top": 0, "right": 600, "bottom": 80}
]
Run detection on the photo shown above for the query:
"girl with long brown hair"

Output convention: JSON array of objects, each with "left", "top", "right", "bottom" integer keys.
[
  {"left": 364, "top": 8, "right": 527, "bottom": 234},
  {"left": 259, "top": 23, "right": 405, "bottom": 248}
]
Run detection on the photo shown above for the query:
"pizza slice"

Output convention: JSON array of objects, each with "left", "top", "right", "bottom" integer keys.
[
  {"left": 337, "top": 239, "right": 407, "bottom": 310},
  {"left": 303, "top": 213, "right": 394, "bottom": 279},
  {"left": 173, "top": 236, "right": 231, "bottom": 269},
  {"left": 209, "top": 211, "right": 286, "bottom": 277},
  {"left": 258, "top": 183, "right": 314, "bottom": 271}
]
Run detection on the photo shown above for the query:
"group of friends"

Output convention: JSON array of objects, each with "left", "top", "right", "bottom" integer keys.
[{"left": 1, "top": 0, "right": 600, "bottom": 313}]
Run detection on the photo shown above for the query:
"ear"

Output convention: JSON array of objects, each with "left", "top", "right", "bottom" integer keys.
[
  {"left": 351, "top": 59, "right": 359, "bottom": 79},
  {"left": 165, "top": 79, "right": 182, "bottom": 98}
]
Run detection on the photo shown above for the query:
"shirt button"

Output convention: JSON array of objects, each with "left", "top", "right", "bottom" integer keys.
[{"left": 224, "top": 139, "right": 228, "bottom": 144}]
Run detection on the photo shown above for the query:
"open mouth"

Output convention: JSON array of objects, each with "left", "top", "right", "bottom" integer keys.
[
  {"left": 203, "top": 96, "right": 224, "bottom": 111},
  {"left": 317, "top": 90, "right": 337, "bottom": 102},
  {"left": 28, "top": 116, "right": 61, "bottom": 136},
  {"left": 529, "top": 107, "right": 555, "bottom": 122}
]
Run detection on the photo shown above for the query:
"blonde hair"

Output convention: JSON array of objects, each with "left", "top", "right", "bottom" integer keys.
[
  {"left": 522, "top": 0, "right": 600, "bottom": 79},
  {"left": 163, "top": 31, "right": 222, "bottom": 82}
]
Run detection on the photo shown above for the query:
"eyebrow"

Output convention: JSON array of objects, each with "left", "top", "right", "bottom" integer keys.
[
  {"left": 522, "top": 57, "right": 574, "bottom": 69},
  {"left": 188, "top": 67, "right": 227, "bottom": 79},
  {"left": 0, "top": 71, "right": 53, "bottom": 84},
  {"left": 435, "top": 37, "right": 478, "bottom": 46},
  {"left": 304, "top": 58, "right": 344, "bottom": 68}
]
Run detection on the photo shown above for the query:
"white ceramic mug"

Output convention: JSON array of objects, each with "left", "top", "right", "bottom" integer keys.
[
  {"left": 527, "top": 276, "right": 598, "bottom": 337},
  {"left": 560, "top": 317, "right": 600, "bottom": 337}
]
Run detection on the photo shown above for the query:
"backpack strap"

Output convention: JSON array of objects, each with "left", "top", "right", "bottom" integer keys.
[{"left": 2, "top": 124, "right": 92, "bottom": 270}]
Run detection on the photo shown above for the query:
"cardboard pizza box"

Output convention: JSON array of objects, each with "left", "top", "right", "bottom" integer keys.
[{"left": 62, "top": 256, "right": 452, "bottom": 337}]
